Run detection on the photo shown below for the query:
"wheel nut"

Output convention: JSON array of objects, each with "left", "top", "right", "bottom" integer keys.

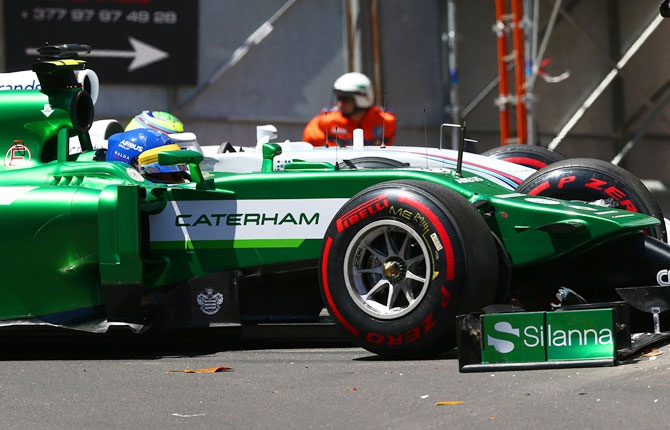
[{"left": 384, "top": 260, "right": 403, "bottom": 282}]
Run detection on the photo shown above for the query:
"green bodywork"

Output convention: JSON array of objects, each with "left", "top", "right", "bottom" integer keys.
[{"left": 0, "top": 60, "right": 658, "bottom": 322}]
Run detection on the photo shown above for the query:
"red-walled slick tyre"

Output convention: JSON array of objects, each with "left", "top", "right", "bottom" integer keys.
[
  {"left": 319, "top": 180, "right": 498, "bottom": 357},
  {"left": 517, "top": 158, "right": 666, "bottom": 241},
  {"left": 482, "top": 144, "right": 564, "bottom": 170}
]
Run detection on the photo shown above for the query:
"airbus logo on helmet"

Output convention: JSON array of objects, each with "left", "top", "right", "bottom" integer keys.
[{"left": 118, "top": 139, "right": 144, "bottom": 153}]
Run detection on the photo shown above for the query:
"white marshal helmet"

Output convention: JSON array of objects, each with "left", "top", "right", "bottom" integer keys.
[{"left": 333, "top": 72, "right": 374, "bottom": 109}]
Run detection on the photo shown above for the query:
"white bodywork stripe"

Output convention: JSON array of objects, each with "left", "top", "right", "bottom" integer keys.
[
  {"left": 170, "top": 200, "right": 193, "bottom": 244},
  {"left": 0, "top": 186, "right": 37, "bottom": 205}
]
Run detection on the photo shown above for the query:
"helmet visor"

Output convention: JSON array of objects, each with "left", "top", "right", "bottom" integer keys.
[
  {"left": 334, "top": 90, "right": 358, "bottom": 101},
  {"left": 137, "top": 144, "right": 190, "bottom": 183}
]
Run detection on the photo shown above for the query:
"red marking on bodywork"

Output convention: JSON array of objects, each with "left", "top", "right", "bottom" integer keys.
[
  {"left": 398, "top": 195, "right": 455, "bottom": 280},
  {"left": 321, "top": 237, "right": 359, "bottom": 337}
]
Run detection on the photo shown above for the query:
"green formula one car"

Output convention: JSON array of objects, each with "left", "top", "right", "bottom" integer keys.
[{"left": 1, "top": 46, "right": 669, "bottom": 357}]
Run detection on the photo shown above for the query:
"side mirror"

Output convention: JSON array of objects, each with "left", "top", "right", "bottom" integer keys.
[
  {"left": 261, "top": 142, "right": 282, "bottom": 173},
  {"left": 157, "top": 150, "right": 209, "bottom": 187},
  {"left": 157, "top": 150, "right": 203, "bottom": 165}
]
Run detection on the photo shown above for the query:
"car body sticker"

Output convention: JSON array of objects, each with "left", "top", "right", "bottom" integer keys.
[{"left": 149, "top": 198, "right": 349, "bottom": 242}]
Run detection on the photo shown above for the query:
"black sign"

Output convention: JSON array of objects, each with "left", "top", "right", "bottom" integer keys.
[{"left": 4, "top": 0, "right": 199, "bottom": 85}]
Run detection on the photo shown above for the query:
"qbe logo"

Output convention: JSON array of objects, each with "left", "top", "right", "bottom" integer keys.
[{"left": 196, "top": 288, "right": 224, "bottom": 315}]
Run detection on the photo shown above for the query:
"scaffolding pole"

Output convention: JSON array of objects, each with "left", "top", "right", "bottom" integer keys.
[
  {"left": 370, "top": 0, "right": 383, "bottom": 107},
  {"left": 346, "top": 0, "right": 363, "bottom": 72},
  {"left": 611, "top": 85, "right": 670, "bottom": 166},
  {"left": 494, "top": 0, "right": 529, "bottom": 146},
  {"left": 446, "top": 0, "right": 461, "bottom": 149},
  {"left": 548, "top": 12, "right": 664, "bottom": 151},
  {"left": 511, "top": 0, "right": 528, "bottom": 144},
  {"left": 523, "top": 0, "right": 535, "bottom": 145},
  {"left": 494, "top": 0, "right": 511, "bottom": 146},
  {"left": 176, "top": 0, "right": 298, "bottom": 113},
  {"left": 463, "top": 0, "right": 551, "bottom": 121}
]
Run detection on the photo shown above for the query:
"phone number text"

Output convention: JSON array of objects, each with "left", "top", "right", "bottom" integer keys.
[{"left": 24, "top": 8, "right": 178, "bottom": 24}]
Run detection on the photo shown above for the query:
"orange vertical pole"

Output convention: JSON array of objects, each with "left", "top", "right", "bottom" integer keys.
[
  {"left": 511, "top": 0, "right": 528, "bottom": 144},
  {"left": 494, "top": 0, "right": 511, "bottom": 146}
]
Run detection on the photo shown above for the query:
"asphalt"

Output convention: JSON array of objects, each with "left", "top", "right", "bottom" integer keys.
[{"left": 0, "top": 329, "right": 668, "bottom": 429}]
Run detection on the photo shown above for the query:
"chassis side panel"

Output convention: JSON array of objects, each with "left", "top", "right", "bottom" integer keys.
[{"left": 0, "top": 186, "right": 101, "bottom": 318}]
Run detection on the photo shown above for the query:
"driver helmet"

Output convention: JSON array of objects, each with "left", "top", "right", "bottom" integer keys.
[
  {"left": 106, "top": 128, "right": 188, "bottom": 183},
  {"left": 333, "top": 72, "right": 374, "bottom": 109},
  {"left": 125, "top": 111, "right": 184, "bottom": 134}
]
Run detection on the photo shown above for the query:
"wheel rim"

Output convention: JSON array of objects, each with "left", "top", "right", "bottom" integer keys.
[{"left": 343, "top": 219, "right": 432, "bottom": 320}]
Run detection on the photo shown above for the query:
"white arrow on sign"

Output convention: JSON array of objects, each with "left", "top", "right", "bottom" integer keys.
[
  {"left": 41, "top": 104, "right": 53, "bottom": 117},
  {"left": 25, "top": 37, "right": 169, "bottom": 72}
]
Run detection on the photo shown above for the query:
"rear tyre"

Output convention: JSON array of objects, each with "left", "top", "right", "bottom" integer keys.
[
  {"left": 319, "top": 180, "right": 498, "bottom": 357},
  {"left": 517, "top": 158, "right": 666, "bottom": 241},
  {"left": 482, "top": 144, "right": 564, "bottom": 170}
]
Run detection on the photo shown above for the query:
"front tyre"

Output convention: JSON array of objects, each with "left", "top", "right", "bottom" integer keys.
[
  {"left": 319, "top": 181, "right": 498, "bottom": 357},
  {"left": 516, "top": 158, "right": 666, "bottom": 241}
]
